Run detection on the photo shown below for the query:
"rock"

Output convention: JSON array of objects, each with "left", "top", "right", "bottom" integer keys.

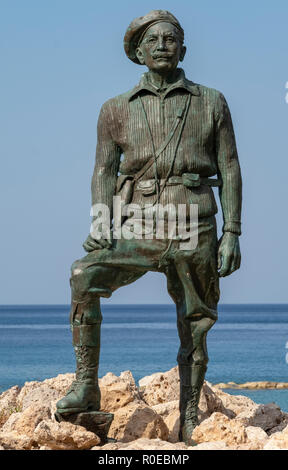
[
  {"left": 163, "top": 409, "right": 180, "bottom": 443},
  {"left": 268, "top": 414, "right": 288, "bottom": 434},
  {"left": 94, "top": 437, "right": 188, "bottom": 450},
  {"left": 0, "top": 386, "right": 21, "bottom": 427},
  {"left": 99, "top": 371, "right": 142, "bottom": 412},
  {"left": 0, "top": 431, "right": 34, "bottom": 450},
  {"left": 210, "top": 386, "right": 285, "bottom": 433},
  {"left": 1, "top": 405, "right": 51, "bottom": 437},
  {"left": 151, "top": 400, "right": 180, "bottom": 443},
  {"left": 214, "top": 381, "right": 288, "bottom": 390},
  {"left": 108, "top": 402, "right": 169, "bottom": 443},
  {"left": 213, "top": 382, "right": 236, "bottom": 389},
  {"left": 93, "top": 438, "right": 234, "bottom": 451},
  {"left": 263, "top": 425, "right": 288, "bottom": 450},
  {"left": 152, "top": 400, "right": 179, "bottom": 417},
  {"left": 210, "top": 387, "right": 258, "bottom": 416},
  {"left": 139, "top": 372, "right": 163, "bottom": 388},
  {"left": 245, "top": 426, "right": 268, "bottom": 448},
  {"left": 0, "top": 368, "right": 287, "bottom": 451},
  {"left": 17, "top": 374, "right": 74, "bottom": 410},
  {"left": 192, "top": 412, "right": 249, "bottom": 447},
  {"left": 236, "top": 403, "right": 283, "bottom": 432},
  {"left": 140, "top": 368, "right": 232, "bottom": 420},
  {"left": 18, "top": 385, "right": 61, "bottom": 411},
  {"left": 201, "top": 382, "right": 234, "bottom": 419},
  {"left": 33, "top": 420, "right": 100, "bottom": 450},
  {"left": 156, "top": 382, "right": 235, "bottom": 444},
  {"left": 191, "top": 441, "right": 233, "bottom": 450},
  {"left": 40, "top": 374, "right": 75, "bottom": 394},
  {"left": 139, "top": 367, "right": 180, "bottom": 406},
  {"left": 192, "top": 413, "right": 271, "bottom": 450}
]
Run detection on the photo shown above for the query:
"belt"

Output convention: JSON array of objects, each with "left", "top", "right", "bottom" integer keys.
[{"left": 135, "top": 173, "right": 222, "bottom": 194}]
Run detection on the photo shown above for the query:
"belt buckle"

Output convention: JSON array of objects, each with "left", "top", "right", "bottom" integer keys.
[{"left": 182, "top": 173, "right": 201, "bottom": 188}]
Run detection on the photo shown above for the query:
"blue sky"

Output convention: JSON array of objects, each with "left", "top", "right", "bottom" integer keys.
[{"left": 1, "top": 0, "right": 287, "bottom": 304}]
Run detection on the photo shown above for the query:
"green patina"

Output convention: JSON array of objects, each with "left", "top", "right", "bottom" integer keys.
[{"left": 56, "top": 10, "right": 242, "bottom": 446}]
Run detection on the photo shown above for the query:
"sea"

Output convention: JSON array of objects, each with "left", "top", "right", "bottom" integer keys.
[{"left": 1, "top": 304, "right": 288, "bottom": 412}]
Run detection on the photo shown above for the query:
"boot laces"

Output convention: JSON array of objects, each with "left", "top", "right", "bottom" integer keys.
[
  {"left": 184, "top": 388, "right": 199, "bottom": 428},
  {"left": 75, "top": 346, "right": 96, "bottom": 381}
]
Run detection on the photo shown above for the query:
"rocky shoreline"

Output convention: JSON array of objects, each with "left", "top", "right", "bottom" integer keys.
[
  {"left": 213, "top": 381, "right": 288, "bottom": 390},
  {"left": 0, "top": 366, "right": 288, "bottom": 450}
]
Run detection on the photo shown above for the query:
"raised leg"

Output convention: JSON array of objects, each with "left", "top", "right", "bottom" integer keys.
[
  {"left": 56, "top": 296, "right": 103, "bottom": 414},
  {"left": 56, "top": 258, "right": 145, "bottom": 414}
]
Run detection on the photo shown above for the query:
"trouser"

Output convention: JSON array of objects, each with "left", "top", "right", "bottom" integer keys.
[{"left": 69, "top": 216, "right": 219, "bottom": 367}]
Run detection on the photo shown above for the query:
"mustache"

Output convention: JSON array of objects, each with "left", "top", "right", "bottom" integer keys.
[{"left": 152, "top": 53, "right": 174, "bottom": 59}]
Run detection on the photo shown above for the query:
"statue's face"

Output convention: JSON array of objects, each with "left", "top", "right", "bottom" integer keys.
[{"left": 136, "top": 22, "right": 186, "bottom": 74}]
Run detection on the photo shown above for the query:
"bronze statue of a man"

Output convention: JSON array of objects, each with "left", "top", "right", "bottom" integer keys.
[{"left": 56, "top": 10, "right": 242, "bottom": 445}]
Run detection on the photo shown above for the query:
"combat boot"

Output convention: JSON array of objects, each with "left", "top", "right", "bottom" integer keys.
[
  {"left": 178, "top": 364, "right": 207, "bottom": 446},
  {"left": 56, "top": 345, "right": 101, "bottom": 414}
]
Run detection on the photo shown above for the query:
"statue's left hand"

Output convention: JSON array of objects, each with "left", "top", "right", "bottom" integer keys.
[{"left": 217, "top": 232, "right": 241, "bottom": 277}]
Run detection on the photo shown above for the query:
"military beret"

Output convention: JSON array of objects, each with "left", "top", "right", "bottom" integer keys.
[{"left": 124, "top": 10, "right": 184, "bottom": 64}]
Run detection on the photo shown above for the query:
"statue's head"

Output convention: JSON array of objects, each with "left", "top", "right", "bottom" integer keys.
[{"left": 124, "top": 10, "right": 186, "bottom": 75}]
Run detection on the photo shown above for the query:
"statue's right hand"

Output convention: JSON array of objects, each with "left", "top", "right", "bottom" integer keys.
[{"left": 83, "top": 234, "right": 112, "bottom": 252}]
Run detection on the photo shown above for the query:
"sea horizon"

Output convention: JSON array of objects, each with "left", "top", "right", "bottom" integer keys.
[{"left": 1, "top": 303, "right": 288, "bottom": 411}]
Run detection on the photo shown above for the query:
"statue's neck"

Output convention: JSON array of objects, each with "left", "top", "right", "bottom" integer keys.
[{"left": 147, "top": 68, "right": 180, "bottom": 90}]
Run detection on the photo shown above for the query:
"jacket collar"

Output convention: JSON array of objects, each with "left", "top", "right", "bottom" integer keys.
[{"left": 127, "top": 68, "right": 200, "bottom": 101}]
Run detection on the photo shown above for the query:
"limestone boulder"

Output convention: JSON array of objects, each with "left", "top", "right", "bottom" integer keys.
[
  {"left": 211, "top": 386, "right": 285, "bottom": 433},
  {"left": 139, "top": 367, "right": 180, "bottom": 406},
  {"left": 94, "top": 437, "right": 188, "bottom": 450},
  {"left": 17, "top": 374, "right": 74, "bottom": 410},
  {"left": 236, "top": 403, "right": 283, "bottom": 432},
  {"left": 192, "top": 412, "right": 249, "bottom": 447},
  {"left": 214, "top": 381, "right": 288, "bottom": 390},
  {"left": 151, "top": 400, "right": 180, "bottom": 443},
  {"left": 191, "top": 441, "right": 234, "bottom": 450},
  {"left": 141, "top": 374, "right": 235, "bottom": 443},
  {"left": 163, "top": 409, "right": 180, "bottom": 443},
  {"left": 152, "top": 400, "right": 179, "bottom": 417},
  {"left": 263, "top": 425, "right": 288, "bottom": 450},
  {"left": 245, "top": 426, "right": 268, "bottom": 448},
  {"left": 34, "top": 420, "right": 100, "bottom": 450},
  {"left": 192, "top": 412, "right": 272, "bottom": 450},
  {"left": 99, "top": 371, "right": 142, "bottom": 412},
  {"left": 0, "top": 386, "right": 20, "bottom": 427},
  {"left": 18, "top": 385, "right": 61, "bottom": 411},
  {"left": 0, "top": 431, "right": 34, "bottom": 450},
  {"left": 1, "top": 405, "right": 51, "bottom": 437},
  {"left": 40, "top": 373, "right": 75, "bottom": 394},
  {"left": 93, "top": 438, "right": 234, "bottom": 451},
  {"left": 108, "top": 402, "right": 169, "bottom": 442},
  {"left": 140, "top": 368, "right": 232, "bottom": 420},
  {"left": 210, "top": 387, "right": 258, "bottom": 416},
  {"left": 200, "top": 382, "right": 234, "bottom": 419}
]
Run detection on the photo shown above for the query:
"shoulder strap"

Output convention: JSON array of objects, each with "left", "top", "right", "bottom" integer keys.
[
  {"left": 134, "top": 95, "right": 189, "bottom": 182},
  {"left": 153, "top": 93, "right": 192, "bottom": 204}
]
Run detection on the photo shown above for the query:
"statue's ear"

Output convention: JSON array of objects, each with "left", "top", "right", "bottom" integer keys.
[
  {"left": 179, "top": 46, "right": 186, "bottom": 62},
  {"left": 136, "top": 47, "right": 145, "bottom": 65}
]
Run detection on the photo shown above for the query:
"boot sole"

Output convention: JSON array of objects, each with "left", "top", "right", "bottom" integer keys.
[{"left": 56, "top": 404, "right": 100, "bottom": 415}]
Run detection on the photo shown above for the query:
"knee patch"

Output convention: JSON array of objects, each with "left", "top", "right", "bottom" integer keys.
[{"left": 71, "top": 263, "right": 112, "bottom": 302}]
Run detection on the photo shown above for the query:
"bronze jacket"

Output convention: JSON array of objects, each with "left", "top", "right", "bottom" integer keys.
[{"left": 92, "top": 69, "right": 242, "bottom": 235}]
